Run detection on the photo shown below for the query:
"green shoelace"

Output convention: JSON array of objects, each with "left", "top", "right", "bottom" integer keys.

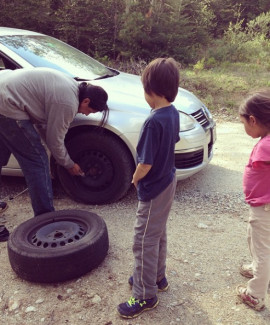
[{"left": 127, "top": 297, "right": 146, "bottom": 307}]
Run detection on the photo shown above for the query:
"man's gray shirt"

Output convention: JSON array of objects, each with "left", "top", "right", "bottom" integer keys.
[{"left": 0, "top": 68, "right": 79, "bottom": 168}]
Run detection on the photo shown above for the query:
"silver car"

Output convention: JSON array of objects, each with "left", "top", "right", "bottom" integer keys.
[{"left": 0, "top": 27, "right": 216, "bottom": 204}]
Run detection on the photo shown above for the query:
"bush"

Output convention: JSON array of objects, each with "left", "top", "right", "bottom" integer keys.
[{"left": 205, "top": 15, "right": 270, "bottom": 65}]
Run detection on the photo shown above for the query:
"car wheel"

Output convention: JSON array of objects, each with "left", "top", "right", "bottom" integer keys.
[
  {"left": 57, "top": 131, "right": 135, "bottom": 204},
  {"left": 7, "top": 210, "right": 109, "bottom": 283}
]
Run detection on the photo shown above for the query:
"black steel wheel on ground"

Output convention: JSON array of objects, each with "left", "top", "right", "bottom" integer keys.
[
  {"left": 57, "top": 131, "right": 135, "bottom": 204},
  {"left": 7, "top": 210, "right": 109, "bottom": 283}
]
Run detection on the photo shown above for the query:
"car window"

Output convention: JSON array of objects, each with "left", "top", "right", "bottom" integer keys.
[
  {"left": 0, "top": 35, "right": 115, "bottom": 80},
  {"left": 0, "top": 53, "right": 18, "bottom": 70},
  {"left": 0, "top": 57, "right": 4, "bottom": 70}
]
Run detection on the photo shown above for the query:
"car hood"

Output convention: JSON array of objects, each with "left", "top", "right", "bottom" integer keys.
[{"left": 91, "top": 71, "right": 203, "bottom": 115}]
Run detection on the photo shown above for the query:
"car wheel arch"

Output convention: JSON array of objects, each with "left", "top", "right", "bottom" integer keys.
[{"left": 64, "top": 124, "right": 136, "bottom": 162}]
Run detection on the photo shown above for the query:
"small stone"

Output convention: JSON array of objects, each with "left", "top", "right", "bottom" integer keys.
[
  {"left": 91, "top": 294, "right": 101, "bottom": 303},
  {"left": 87, "top": 291, "right": 96, "bottom": 298},
  {"left": 35, "top": 298, "right": 44, "bottom": 304},
  {"left": 57, "top": 295, "right": 64, "bottom": 300},
  {"left": 25, "top": 306, "right": 36, "bottom": 313},
  {"left": 8, "top": 297, "right": 20, "bottom": 311},
  {"left": 197, "top": 223, "right": 208, "bottom": 229}
]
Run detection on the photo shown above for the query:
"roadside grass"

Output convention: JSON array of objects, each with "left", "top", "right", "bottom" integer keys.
[
  {"left": 181, "top": 62, "right": 270, "bottom": 116},
  {"left": 108, "top": 59, "right": 270, "bottom": 118}
]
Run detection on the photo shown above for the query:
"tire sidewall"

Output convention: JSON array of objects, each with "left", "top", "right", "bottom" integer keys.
[
  {"left": 8, "top": 210, "right": 104, "bottom": 257},
  {"left": 7, "top": 210, "right": 109, "bottom": 283}
]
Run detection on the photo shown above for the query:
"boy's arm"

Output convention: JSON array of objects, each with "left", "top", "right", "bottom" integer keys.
[{"left": 132, "top": 163, "right": 152, "bottom": 188}]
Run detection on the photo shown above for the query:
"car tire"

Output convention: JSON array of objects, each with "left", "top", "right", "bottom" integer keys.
[
  {"left": 57, "top": 131, "right": 134, "bottom": 204},
  {"left": 7, "top": 209, "right": 109, "bottom": 283}
]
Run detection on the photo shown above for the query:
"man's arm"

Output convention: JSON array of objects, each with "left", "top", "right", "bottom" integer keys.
[{"left": 132, "top": 163, "right": 152, "bottom": 188}]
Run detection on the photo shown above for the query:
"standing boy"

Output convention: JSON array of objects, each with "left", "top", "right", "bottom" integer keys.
[{"left": 117, "top": 58, "right": 180, "bottom": 318}]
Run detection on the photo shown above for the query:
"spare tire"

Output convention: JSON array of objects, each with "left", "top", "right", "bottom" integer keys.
[{"left": 7, "top": 210, "right": 109, "bottom": 283}]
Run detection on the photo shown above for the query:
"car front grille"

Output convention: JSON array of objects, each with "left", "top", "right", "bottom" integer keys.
[
  {"left": 191, "top": 108, "right": 210, "bottom": 128},
  {"left": 175, "top": 149, "right": 204, "bottom": 169}
]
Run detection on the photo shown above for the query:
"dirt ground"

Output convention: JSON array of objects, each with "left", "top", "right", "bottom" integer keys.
[{"left": 1, "top": 120, "right": 270, "bottom": 325}]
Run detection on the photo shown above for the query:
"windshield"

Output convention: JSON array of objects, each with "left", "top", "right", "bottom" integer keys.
[{"left": 0, "top": 35, "right": 115, "bottom": 80}]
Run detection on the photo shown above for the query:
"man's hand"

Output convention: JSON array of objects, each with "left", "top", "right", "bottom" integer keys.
[{"left": 67, "top": 163, "right": 85, "bottom": 176}]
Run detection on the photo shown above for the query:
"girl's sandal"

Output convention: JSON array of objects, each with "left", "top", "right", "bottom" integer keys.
[{"left": 0, "top": 202, "right": 8, "bottom": 214}]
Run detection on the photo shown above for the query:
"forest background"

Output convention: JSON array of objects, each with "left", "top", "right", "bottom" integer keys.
[{"left": 1, "top": 0, "right": 270, "bottom": 115}]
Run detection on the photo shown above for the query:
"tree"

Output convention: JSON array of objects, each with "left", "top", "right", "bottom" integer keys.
[
  {"left": 118, "top": 0, "right": 211, "bottom": 62},
  {"left": 0, "top": 0, "right": 53, "bottom": 33},
  {"left": 51, "top": 0, "right": 125, "bottom": 59}
]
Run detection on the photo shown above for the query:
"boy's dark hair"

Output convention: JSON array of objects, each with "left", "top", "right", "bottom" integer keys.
[
  {"left": 239, "top": 89, "right": 270, "bottom": 127},
  {"left": 78, "top": 82, "right": 109, "bottom": 126},
  {"left": 141, "top": 57, "right": 180, "bottom": 102}
]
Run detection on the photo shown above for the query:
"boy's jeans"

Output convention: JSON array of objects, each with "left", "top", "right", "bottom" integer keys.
[
  {"left": 0, "top": 114, "right": 54, "bottom": 216},
  {"left": 132, "top": 175, "right": 176, "bottom": 299}
]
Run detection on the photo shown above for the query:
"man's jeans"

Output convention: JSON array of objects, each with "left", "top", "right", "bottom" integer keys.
[{"left": 0, "top": 114, "right": 54, "bottom": 216}]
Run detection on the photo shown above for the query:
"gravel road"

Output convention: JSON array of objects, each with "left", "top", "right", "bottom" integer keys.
[{"left": 0, "top": 121, "right": 270, "bottom": 325}]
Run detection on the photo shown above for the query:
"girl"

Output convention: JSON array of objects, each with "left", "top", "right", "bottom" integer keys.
[{"left": 237, "top": 89, "right": 270, "bottom": 311}]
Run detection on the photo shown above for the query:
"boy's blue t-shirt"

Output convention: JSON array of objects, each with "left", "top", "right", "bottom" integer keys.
[{"left": 136, "top": 104, "right": 180, "bottom": 201}]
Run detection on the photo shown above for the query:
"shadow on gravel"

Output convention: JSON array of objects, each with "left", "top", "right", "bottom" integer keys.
[{"left": 176, "top": 163, "right": 244, "bottom": 196}]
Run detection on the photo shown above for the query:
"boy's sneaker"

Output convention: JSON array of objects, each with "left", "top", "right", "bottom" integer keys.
[
  {"left": 128, "top": 276, "right": 169, "bottom": 292},
  {"left": 236, "top": 285, "right": 265, "bottom": 311},
  {"left": 239, "top": 264, "right": 253, "bottom": 278},
  {"left": 117, "top": 295, "right": 159, "bottom": 318}
]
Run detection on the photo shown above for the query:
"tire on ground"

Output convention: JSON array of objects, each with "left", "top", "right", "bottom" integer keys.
[
  {"left": 7, "top": 210, "right": 109, "bottom": 283},
  {"left": 57, "top": 131, "right": 134, "bottom": 204}
]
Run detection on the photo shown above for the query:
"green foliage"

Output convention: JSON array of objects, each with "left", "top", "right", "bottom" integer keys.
[
  {"left": 117, "top": 0, "right": 211, "bottom": 62},
  {"left": 204, "top": 12, "right": 270, "bottom": 66},
  {"left": 53, "top": 0, "right": 125, "bottom": 58},
  {"left": 0, "top": 0, "right": 270, "bottom": 66},
  {"left": 246, "top": 11, "right": 270, "bottom": 39},
  {"left": 179, "top": 60, "right": 270, "bottom": 117},
  {"left": 193, "top": 58, "right": 205, "bottom": 73},
  {"left": 0, "top": 0, "right": 52, "bottom": 32}
]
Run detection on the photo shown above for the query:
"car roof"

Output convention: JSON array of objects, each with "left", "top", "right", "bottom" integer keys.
[{"left": 0, "top": 27, "right": 43, "bottom": 36}]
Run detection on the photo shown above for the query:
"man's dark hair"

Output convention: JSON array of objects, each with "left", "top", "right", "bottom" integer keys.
[
  {"left": 78, "top": 82, "right": 109, "bottom": 126},
  {"left": 141, "top": 58, "right": 180, "bottom": 102}
]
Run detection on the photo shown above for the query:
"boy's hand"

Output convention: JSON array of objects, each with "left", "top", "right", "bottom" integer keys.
[
  {"left": 132, "top": 163, "right": 152, "bottom": 188},
  {"left": 132, "top": 178, "right": 138, "bottom": 188}
]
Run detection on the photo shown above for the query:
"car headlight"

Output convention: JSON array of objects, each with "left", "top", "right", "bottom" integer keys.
[{"left": 179, "top": 111, "right": 196, "bottom": 132}]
